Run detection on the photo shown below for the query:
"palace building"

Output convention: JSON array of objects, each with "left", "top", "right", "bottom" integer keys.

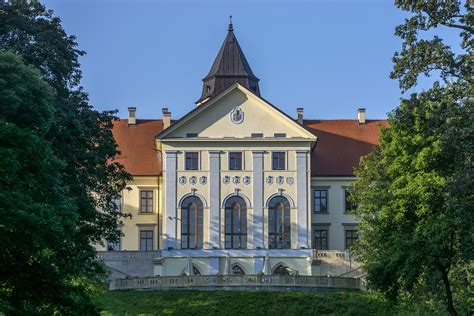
[{"left": 98, "top": 21, "right": 388, "bottom": 277}]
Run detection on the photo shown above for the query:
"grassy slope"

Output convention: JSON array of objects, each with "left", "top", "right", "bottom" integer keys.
[{"left": 95, "top": 290, "right": 419, "bottom": 316}]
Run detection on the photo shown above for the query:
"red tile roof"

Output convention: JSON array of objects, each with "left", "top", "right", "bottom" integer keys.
[
  {"left": 112, "top": 118, "right": 388, "bottom": 177},
  {"left": 304, "top": 119, "right": 389, "bottom": 176},
  {"left": 112, "top": 119, "right": 164, "bottom": 176}
]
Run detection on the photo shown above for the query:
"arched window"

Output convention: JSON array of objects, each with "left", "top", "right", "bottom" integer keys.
[
  {"left": 273, "top": 264, "right": 291, "bottom": 276},
  {"left": 181, "top": 265, "right": 202, "bottom": 276},
  {"left": 181, "top": 196, "right": 203, "bottom": 249},
  {"left": 232, "top": 264, "right": 245, "bottom": 275},
  {"left": 268, "top": 196, "right": 291, "bottom": 249},
  {"left": 225, "top": 196, "right": 247, "bottom": 249},
  {"left": 193, "top": 265, "right": 201, "bottom": 276}
]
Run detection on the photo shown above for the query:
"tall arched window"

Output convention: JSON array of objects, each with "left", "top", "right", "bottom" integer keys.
[
  {"left": 181, "top": 196, "right": 203, "bottom": 249},
  {"left": 225, "top": 196, "right": 247, "bottom": 249},
  {"left": 268, "top": 196, "right": 291, "bottom": 249},
  {"left": 273, "top": 264, "right": 292, "bottom": 276}
]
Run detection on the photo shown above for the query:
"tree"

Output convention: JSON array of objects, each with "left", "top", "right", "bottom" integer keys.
[
  {"left": 351, "top": 1, "right": 473, "bottom": 315},
  {"left": 0, "top": 51, "right": 88, "bottom": 314},
  {"left": 351, "top": 88, "right": 473, "bottom": 315},
  {"left": 391, "top": 0, "right": 473, "bottom": 95},
  {"left": 0, "top": 2, "right": 130, "bottom": 314}
]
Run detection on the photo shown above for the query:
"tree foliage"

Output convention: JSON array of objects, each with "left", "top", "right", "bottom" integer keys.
[
  {"left": 391, "top": 0, "right": 473, "bottom": 94},
  {"left": 352, "top": 1, "right": 473, "bottom": 315},
  {"left": 351, "top": 87, "right": 473, "bottom": 315},
  {"left": 0, "top": 2, "right": 131, "bottom": 314}
]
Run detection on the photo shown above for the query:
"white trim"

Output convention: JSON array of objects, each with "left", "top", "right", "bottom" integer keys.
[
  {"left": 265, "top": 192, "right": 295, "bottom": 208},
  {"left": 178, "top": 192, "right": 208, "bottom": 208},
  {"left": 221, "top": 192, "right": 252, "bottom": 208},
  {"left": 161, "top": 138, "right": 312, "bottom": 143},
  {"left": 161, "top": 249, "right": 312, "bottom": 258},
  {"left": 157, "top": 83, "right": 317, "bottom": 141}
]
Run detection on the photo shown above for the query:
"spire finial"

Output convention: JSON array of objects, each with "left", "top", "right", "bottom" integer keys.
[{"left": 228, "top": 15, "right": 233, "bottom": 31}]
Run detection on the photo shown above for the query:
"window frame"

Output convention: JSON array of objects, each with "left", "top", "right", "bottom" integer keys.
[
  {"left": 181, "top": 196, "right": 204, "bottom": 249},
  {"left": 314, "top": 229, "right": 329, "bottom": 250},
  {"left": 107, "top": 238, "right": 121, "bottom": 251},
  {"left": 268, "top": 196, "right": 291, "bottom": 249},
  {"left": 139, "top": 229, "right": 154, "bottom": 251},
  {"left": 314, "top": 188, "right": 329, "bottom": 213},
  {"left": 139, "top": 190, "right": 154, "bottom": 213},
  {"left": 272, "top": 151, "right": 286, "bottom": 170},
  {"left": 344, "top": 188, "right": 355, "bottom": 213},
  {"left": 232, "top": 264, "right": 246, "bottom": 275},
  {"left": 224, "top": 196, "right": 248, "bottom": 249},
  {"left": 184, "top": 151, "right": 200, "bottom": 171},
  {"left": 344, "top": 229, "right": 358, "bottom": 250},
  {"left": 228, "top": 151, "right": 243, "bottom": 171}
]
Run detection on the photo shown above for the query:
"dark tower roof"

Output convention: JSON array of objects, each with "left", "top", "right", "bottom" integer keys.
[{"left": 197, "top": 17, "right": 260, "bottom": 104}]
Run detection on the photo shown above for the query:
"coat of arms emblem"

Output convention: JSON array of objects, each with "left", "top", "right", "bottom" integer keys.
[{"left": 230, "top": 106, "right": 244, "bottom": 124}]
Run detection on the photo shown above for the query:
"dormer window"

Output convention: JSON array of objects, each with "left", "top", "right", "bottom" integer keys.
[{"left": 206, "top": 85, "right": 211, "bottom": 93}]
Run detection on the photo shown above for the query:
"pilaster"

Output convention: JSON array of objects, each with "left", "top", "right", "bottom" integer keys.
[
  {"left": 252, "top": 151, "right": 264, "bottom": 248},
  {"left": 209, "top": 151, "right": 221, "bottom": 248},
  {"left": 164, "top": 151, "right": 178, "bottom": 249}
]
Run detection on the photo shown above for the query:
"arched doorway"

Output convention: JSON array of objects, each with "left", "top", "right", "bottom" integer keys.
[{"left": 268, "top": 196, "right": 291, "bottom": 249}]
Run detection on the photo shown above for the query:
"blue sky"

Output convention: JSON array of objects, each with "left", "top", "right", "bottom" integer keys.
[{"left": 42, "top": 0, "right": 453, "bottom": 120}]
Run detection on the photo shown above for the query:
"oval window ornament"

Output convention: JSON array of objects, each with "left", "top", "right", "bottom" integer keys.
[{"left": 230, "top": 106, "right": 244, "bottom": 124}]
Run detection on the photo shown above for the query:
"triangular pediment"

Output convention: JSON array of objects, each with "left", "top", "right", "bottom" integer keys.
[{"left": 157, "top": 84, "right": 316, "bottom": 142}]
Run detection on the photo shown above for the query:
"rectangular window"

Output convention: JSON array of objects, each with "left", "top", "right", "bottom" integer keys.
[
  {"left": 185, "top": 152, "right": 199, "bottom": 170},
  {"left": 107, "top": 239, "right": 120, "bottom": 251},
  {"left": 140, "top": 190, "right": 153, "bottom": 213},
  {"left": 251, "top": 133, "right": 263, "bottom": 138},
  {"left": 314, "top": 189, "right": 328, "bottom": 213},
  {"left": 229, "top": 152, "right": 242, "bottom": 170},
  {"left": 140, "top": 230, "right": 154, "bottom": 251},
  {"left": 272, "top": 152, "right": 286, "bottom": 170},
  {"left": 314, "top": 229, "right": 328, "bottom": 250},
  {"left": 345, "top": 230, "right": 358, "bottom": 250},
  {"left": 274, "top": 133, "right": 286, "bottom": 138},
  {"left": 345, "top": 189, "right": 354, "bottom": 213},
  {"left": 186, "top": 133, "right": 198, "bottom": 138}
]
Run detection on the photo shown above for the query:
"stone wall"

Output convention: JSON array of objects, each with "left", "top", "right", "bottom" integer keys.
[{"left": 98, "top": 251, "right": 161, "bottom": 279}]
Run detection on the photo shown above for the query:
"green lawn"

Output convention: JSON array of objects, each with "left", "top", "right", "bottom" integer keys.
[{"left": 95, "top": 290, "right": 420, "bottom": 315}]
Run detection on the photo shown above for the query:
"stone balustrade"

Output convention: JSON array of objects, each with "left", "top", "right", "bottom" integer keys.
[
  {"left": 110, "top": 275, "right": 364, "bottom": 291},
  {"left": 97, "top": 251, "right": 161, "bottom": 261}
]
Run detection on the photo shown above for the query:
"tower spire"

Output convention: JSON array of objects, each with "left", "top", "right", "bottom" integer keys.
[
  {"left": 228, "top": 15, "right": 233, "bottom": 31},
  {"left": 196, "top": 17, "right": 260, "bottom": 105}
]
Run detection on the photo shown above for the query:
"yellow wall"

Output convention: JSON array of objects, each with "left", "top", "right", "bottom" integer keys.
[
  {"left": 119, "top": 176, "right": 162, "bottom": 251},
  {"left": 310, "top": 177, "right": 357, "bottom": 250}
]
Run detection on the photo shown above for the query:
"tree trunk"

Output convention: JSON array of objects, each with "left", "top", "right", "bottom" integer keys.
[{"left": 439, "top": 266, "right": 457, "bottom": 316}]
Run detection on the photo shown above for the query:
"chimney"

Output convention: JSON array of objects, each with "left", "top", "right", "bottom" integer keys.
[
  {"left": 296, "top": 108, "right": 304, "bottom": 124},
  {"left": 162, "top": 107, "right": 171, "bottom": 129},
  {"left": 357, "top": 108, "right": 366, "bottom": 124},
  {"left": 128, "top": 107, "right": 136, "bottom": 126}
]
